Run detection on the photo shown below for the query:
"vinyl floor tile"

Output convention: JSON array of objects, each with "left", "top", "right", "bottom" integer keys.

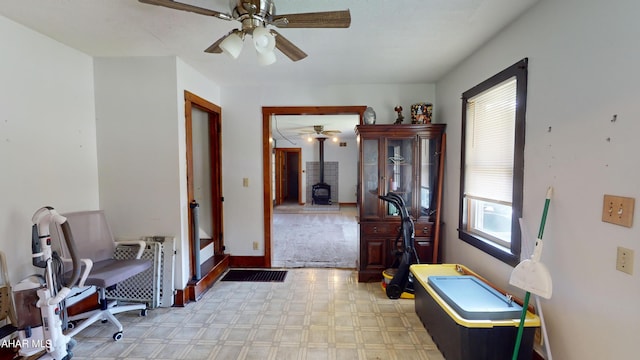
[
  {"left": 68, "top": 204, "right": 443, "bottom": 360},
  {"left": 69, "top": 268, "right": 444, "bottom": 359}
]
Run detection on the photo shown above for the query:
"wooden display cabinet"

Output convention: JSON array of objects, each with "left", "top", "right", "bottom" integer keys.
[{"left": 355, "top": 123, "right": 446, "bottom": 282}]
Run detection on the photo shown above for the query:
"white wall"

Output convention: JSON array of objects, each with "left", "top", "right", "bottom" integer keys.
[
  {"left": 94, "top": 57, "right": 220, "bottom": 290},
  {"left": 176, "top": 58, "right": 222, "bottom": 284},
  {"left": 176, "top": 59, "right": 222, "bottom": 270},
  {"left": 191, "top": 107, "right": 213, "bottom": 239},
  {"left": 436, "top": 0, "right": 640, "bottom": 359},
  {"left": 94, "top": 56, "right": 184, "bottom": 287},
  {"left": 276, "top": 136, "right": 358, "bottom": 204},
  {"left": 322, "top": 137, "right": 358, "bottom": 203},
  {"left": 221, "top": 84, "right": 435, "bottom": 256},
  {"left": 0, "top": 16, "right": 99, "bottom": 284}
]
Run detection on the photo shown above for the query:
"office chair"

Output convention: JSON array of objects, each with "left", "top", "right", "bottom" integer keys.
[{"left": 51, "top": 210, "right": 151, "bottom": 341}]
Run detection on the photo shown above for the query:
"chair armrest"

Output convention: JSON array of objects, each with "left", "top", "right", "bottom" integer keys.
[
  {"left": 77, "top": 259, "right": 93, "bottom": 287},
  {"left": 114, "top": 240, "right": 147, "bottom": 259},
  {"left": 60, "top": 257, "right": 93, "bottom": 287}
]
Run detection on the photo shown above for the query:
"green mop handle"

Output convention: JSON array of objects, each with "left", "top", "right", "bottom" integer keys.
[
  {"left": 512, "top": 292, "right": 531, "bottom": 360},
  {"left": 512, "top": 187, "right": 552, "bottom": 360},
  {"left": 537, "top": 189, "right": 552, "bottom": 239}
]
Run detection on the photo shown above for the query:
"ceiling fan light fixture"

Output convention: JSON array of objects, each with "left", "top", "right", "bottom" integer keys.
[
  {"left": 138, "top": 1, "right": 352, "bottom": 63},
  {"left": 252, "top": 26, "right": 276, "bottom": 53},
  {"left": 256, "top": 49, "right": 277, "bottom": 66},
  {"left": 220, "top": 32, "right": 244, "bottom": 59}
]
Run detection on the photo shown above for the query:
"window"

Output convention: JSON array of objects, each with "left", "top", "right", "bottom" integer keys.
[{"left": 459, "top": 58, "right": 527, "bottom": 266}]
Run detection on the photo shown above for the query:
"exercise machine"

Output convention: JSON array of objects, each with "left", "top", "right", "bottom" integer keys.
[{"left": 14, "top": 206, "right": 81, "bottom": 360}]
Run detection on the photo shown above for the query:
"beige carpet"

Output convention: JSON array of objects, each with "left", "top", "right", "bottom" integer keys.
[{"left": 272, "top": 205, "right": 358, "bottom": 269}]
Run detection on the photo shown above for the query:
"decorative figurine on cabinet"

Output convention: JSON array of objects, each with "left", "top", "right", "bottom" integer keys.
[
  {"left": 394, "top": 106, "right": 404, "bottom": 124},
  {"left": 411, "top": 103, "right": 433, "bottom": 124}
]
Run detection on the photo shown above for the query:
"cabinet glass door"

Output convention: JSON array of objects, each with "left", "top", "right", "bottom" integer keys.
[
  {"left": 419, "top": 136, "right": 441, "bottom": 221},
  {"left": 384, "top": 138, "right": 414, "bottom": 218},
  {"left": 362, "top": 138, "right": 379, "bottom": 218}
]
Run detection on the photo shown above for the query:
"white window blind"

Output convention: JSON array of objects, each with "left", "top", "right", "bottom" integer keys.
[{"left": 464, "top": 77, "right": 517, "bottom": 204}]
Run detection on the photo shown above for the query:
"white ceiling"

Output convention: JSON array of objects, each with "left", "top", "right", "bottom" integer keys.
[
  {"left": 0, "top": 0, "right": 539, "bottom": 87},
  {"left": 272, "top": 114, "right": 360, "bottom": 144},
  {"left": 0, "top": 0, "right": 538, "bottom": 140}
]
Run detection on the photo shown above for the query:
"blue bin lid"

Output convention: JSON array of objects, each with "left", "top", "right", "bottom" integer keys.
[{"left": 427, "top": 276, "right": 523, "bottom": 320}]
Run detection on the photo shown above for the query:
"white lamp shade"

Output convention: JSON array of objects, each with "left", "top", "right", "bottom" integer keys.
[
  {"left": 256, "top": 49, "right": 277, "bottom": 66},
  {"left": 253, "top": 27, "right": 276, "bottom": 54},
  {"left": 220, "top": 32, "right": 243, "bottom": 59}
]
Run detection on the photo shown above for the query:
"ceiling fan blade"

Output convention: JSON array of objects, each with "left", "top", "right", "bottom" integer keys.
[
  {"left": 204, "top": 37, "right": 225, "bottom": 54},
  {"left": 271, "top": 30, "right": 307, "bottom": 62},
  {"left": 138, "top": 0, "right": 233, "bottom": 21},
  {"left": 204, "top": 30, "right": 241, "bottom": 53},
  {"left": 272, "top": 10, "right": 351, "bottom": 28}
]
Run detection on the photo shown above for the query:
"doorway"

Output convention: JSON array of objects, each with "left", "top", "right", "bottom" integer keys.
[
  {"left": 183, "top": 91, "right": 228, "bottom": 302},
  {"left": 262, "top": 106, "right": 367, "bottom": 267},
  {"left": 275, "top": 148, "right": 302, "bottom": 205}
]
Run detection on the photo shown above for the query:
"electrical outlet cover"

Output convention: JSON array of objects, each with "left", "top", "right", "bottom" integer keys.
[{"left": 616, "top": 247, "right": 634, "bottom": 275}]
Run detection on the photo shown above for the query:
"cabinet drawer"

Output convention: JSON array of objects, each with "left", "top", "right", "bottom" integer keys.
[
  {"left": 414, "top": 237, "right": 433, "bottom": 264},
  {"left": 361, "top": 223, "right": 398, "bottom": 235},
  {"left": 414, "top": 222, "right": 433, "bottom": 237}
]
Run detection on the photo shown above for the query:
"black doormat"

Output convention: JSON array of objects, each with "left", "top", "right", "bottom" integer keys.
[{"left": 221, "top": 269, "right": 288, "bottom": 282}]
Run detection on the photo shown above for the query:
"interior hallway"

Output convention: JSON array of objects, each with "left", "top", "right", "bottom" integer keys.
[{"left": 272, "top": 203, "right": 358, "bottom": 269}]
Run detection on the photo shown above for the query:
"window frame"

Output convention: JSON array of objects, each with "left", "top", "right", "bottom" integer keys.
[{"left": 458, "top": 58, "right": 528, "bottom": 266}]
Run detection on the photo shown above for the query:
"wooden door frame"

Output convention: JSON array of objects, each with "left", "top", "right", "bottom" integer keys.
[
  {"left": 185, "top": 90, "right": 223, "bottom": 280},
  {"left": 262, "top": 106, "right": 367, "bottom": 267},
  {"left": 274, "top": 148, "right": 302, "bottom": 205}
]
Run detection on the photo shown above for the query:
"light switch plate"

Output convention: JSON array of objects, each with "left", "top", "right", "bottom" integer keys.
[{"left": 602, "top": 195, "right": 634, "bottom": 227}]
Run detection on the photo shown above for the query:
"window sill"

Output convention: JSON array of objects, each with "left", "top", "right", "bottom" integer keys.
[{"left": 458, "top": 229, "right": 519, "bottom": 266}]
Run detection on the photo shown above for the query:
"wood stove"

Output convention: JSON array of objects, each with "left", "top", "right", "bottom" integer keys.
[{"left": 311, "top": 138, "right": 332, "bottom": 205}]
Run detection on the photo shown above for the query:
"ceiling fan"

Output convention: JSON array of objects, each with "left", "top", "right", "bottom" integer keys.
[
  {"left": 138, "top": 0, "right": 351, "bottom": 64},
  {"left": 299, "top": 125, "right": 342, "bottom": 137}
]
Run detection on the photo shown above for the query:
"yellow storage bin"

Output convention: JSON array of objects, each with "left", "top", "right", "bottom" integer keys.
[{"left": 410, "top": 264, "right": 540, "bottom": 360}]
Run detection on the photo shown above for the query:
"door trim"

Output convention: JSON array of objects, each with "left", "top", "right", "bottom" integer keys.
[
  {"left": 274, "top": 148, "right": 302, "bottom": 205},
  {"left": 185, "top": 91, "right": 223, "bottom": 279},
  {"left": 262, "top": 106, "right": 367, "bottom": 267}
]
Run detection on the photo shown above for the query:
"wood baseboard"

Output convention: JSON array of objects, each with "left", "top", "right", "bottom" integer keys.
[
  {"left": 339, "top": 202, "right": 357, "bottom": 207},
  {"left": 174, "top": 288, "right": 188, "bottom": 307},
  {"left": 229, "top": 255, "right": 266, "bottom": 268},
  {"left": 174, "top": 254, "right": 230, "bottom": 306}
]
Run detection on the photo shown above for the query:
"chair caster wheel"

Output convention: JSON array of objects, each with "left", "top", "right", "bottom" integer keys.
[
  {"left": 67, "top": 321, "right": 76, "bottom": 329},
  {"left": 113, "top": 331, "right": 123, "bottom": 341},
  {"left": 140, "top": 309, "right": 148, "bottom": 316}
]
